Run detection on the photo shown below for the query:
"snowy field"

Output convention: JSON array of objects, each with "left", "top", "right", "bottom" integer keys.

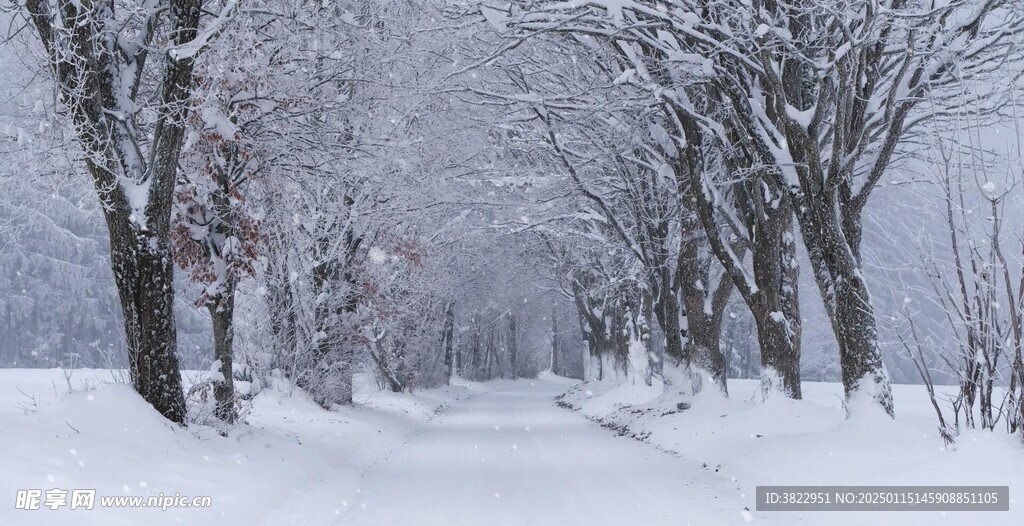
[{"left": 0, "top": 368, "right": 1021, "bottom": 526}]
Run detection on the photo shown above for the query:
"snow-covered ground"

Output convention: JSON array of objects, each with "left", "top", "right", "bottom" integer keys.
[
  {"left": 0, "top": 368, "right": 1020, "bottom": 525},
  {"left": 558, "top": 374, "right": 1024, "bottom": 525},
  {"left": 0, "top": 368, "right": 476, "bottom": 526},
  {"left": 338, "top": 377, "right": 751, "bottom": 525}
]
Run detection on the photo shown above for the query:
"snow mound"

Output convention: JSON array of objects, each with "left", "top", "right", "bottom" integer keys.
[
  {"left": 0, "top": 369, "right": 475, "bottom": 526},
  {"left": 556, "top": 377, "right": 1024, "bottom": 526}
]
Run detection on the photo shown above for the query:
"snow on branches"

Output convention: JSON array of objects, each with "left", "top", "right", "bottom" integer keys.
[{"left": 172, "top": 66, "right": 266, "bottom": 308}]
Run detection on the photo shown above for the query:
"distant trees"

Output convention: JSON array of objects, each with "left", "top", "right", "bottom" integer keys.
[
  {"left": 467, "top": 33, "right": 739, "bottom": 394},
  {"left": 448, "top": 237, "right": 554, "bottom": 383},
  {"left": 360, "top": 235, "right": 458, "bottom": 392},
  {"left": 549, "top": 303, "right": 585, "bottom": 379},
  {"left": 0, "top": 186, "right": 126, "bottom": 368},
  {"left": 232, "top": 0, "right": 524, "bottom": 400}
]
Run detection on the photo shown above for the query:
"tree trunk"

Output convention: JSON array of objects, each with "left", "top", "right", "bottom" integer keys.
[
  {"left": 633, "top": 289, "right": 654, "bottom": 385},
  {"left": 684, "top": 307, "right": 727, "bottom": 394},
  {"left": 677, "top": 209, "right": 732, "bottom": 394},
  {"left": 25, "top": 0, "right": 204, "bottom": 425},
  {"left": 788, "top": 152, "right": 893, "bottom": 416},
  {"left": 508, "top": 313, "right": 518, "bottom": 378},
  {"left": 369, "top": 337, "right": 403, "bottom": 393},
  {"left": 207, "top": 288, "right": 236, "bottom": 423},
  {"left": 654, "top": 266, "right": 686, "bottom": 365},
  {"left": 109, "top": 230, "right": 186, "bottom": 423},
  {"left": 751, "top": 312, "right": 800, "bottom": 398},
  {"left": 551, "top": 303, "right": 560, "bottom": 375},
  {"left": 311, "top": 256, "right": 353, "bottom": 407},
  {"left": 685, "top": 147, "right": 803, "bottom": 400},
  {"left": 745, "top": 189, "right": 802, "bottom": 399},
  {"left": 1017, "top": 362, "right": 1024, "bottom": 441},
  {"left": 832, "top": 272, "right": 893, "bottom": 414},
  {"left": 441, "top": 301, "right": 456, "bottom": 383}
]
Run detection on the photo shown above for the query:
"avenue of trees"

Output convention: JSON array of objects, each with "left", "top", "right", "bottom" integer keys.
[{"left": 2, "top": 0, "right": 1023, "bottom": 442}]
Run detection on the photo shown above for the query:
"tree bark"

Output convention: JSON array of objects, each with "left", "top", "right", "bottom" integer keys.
[
  {"left": 799, "top": 204, "right": 893, "bottom": 415},
  {"left": 508, "top": 313, "right": 518, "bottom": 378},
  {"left": 831, "top": 275, "right": 892, "bottom": 413},
  {"left": 551, "top": 303, "right": 560, "bottom": 375},
  {"left": 677, "top": 208, "right": 733, "bottom": 395},
  {"left": 627, "top": 289, "right": 655, "bottom": 386},
  {"left": 653, "top": 266, "right": 686, "bottom": 366},
  {"left": 441, "top": 300, "right": 456, "bottom": 383},
  {"left": 208, "top": 288, "right": 236, "bottom": 423},
  {"left": 109, "top": 230, "right": 186, "bottom": 423},
  {"left": 742, "top": 183, "right": 802, "bottom": 399}
]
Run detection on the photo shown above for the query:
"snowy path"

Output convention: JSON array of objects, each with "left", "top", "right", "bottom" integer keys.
[{"left": 338, "top": 378, "right": 755, "bottom": 526}]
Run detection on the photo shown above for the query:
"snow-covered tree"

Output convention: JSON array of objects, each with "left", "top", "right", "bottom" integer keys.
[
  {"left": 15, "top": 0, "right": 238, "bottom": 423},
  {"left": 511, "top": 0, "right": 1024, "bottom": 416}
]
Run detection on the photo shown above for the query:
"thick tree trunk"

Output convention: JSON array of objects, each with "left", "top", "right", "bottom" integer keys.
[
  {"left": 746, "top": 193, "right": 802, "bottom": 400},
  {"left": 627, "top": 290, "right": 655, "bottom": 386},
  {"left": 109, "top": 230, "right": 186, "bottom": 423},
  {"left": 797, "top": 207, "right": 892, "bottom": 416},
  {"left": 751, "top": 312, "right": 800, "bottom": 398},
  {"left": 677, "top": 209, "right": 733, "bottom": 395},
  {"left": 654, "top": 267, "right": 686, "bottom": 365},
  {"left": 832, "top": 272, "right": 893, "bottom": 415},
  {"left": 778, "top": 222, "right": 802, "bottom": 389},
  {"left": 684, "top": 309, "right": 727, "bottom": 394},
  {"left": 207, "top": 289, "right": 236, "bottom": 423},
  {"left": 798, "top": 202, "right": 890, "bottom": 412}
]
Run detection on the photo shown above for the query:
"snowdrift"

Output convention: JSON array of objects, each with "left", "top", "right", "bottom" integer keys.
[
  {"left": 557, "top": 377, "right": 1024, "bottom": 526},
  {"left": 0, "top": 369, "right": 476, "bottom": 526}
]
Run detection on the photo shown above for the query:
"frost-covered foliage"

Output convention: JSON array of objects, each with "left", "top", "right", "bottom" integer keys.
[
  {"left": 2, "top": 0, "right": 1024, "bottom": 444},
  {"left": 506, "top": 0, "right": 1024, "bottom": 416},
  {"left": 891, "top": 112, "right": 1024, "bottom": 440},
  {"left": 358, "top": 235, "right": 453, "bottom": 391}
]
